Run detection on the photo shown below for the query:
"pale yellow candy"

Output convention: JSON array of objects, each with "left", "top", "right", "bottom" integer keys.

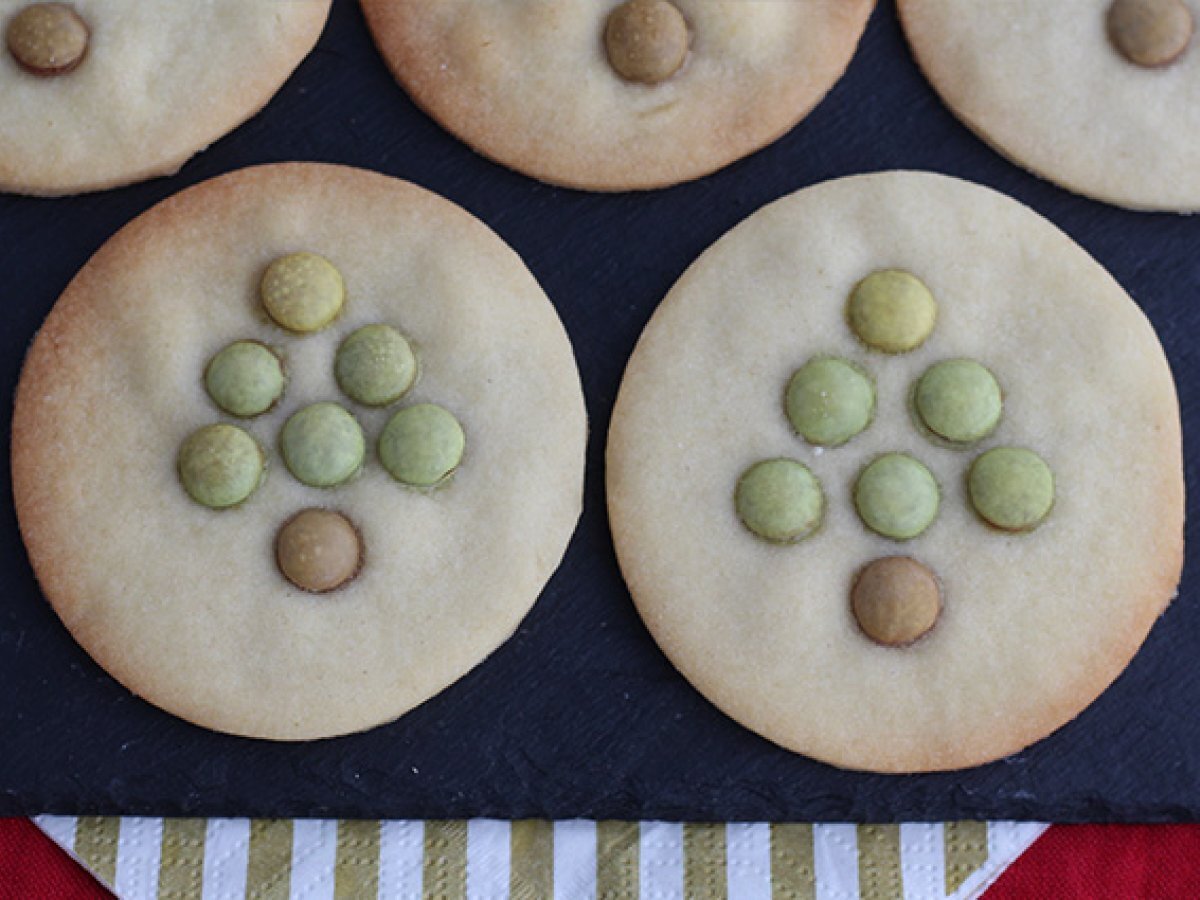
[
  {"left": 847, "top": 270, "right": 937, "bottom": 354},
  {"left": 261, "top": 252, "right": 345, "bottom": 334}
]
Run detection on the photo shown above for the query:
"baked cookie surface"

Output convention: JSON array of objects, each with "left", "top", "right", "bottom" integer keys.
[
  {"left": 0, "top": 1, "right": 330, "bottom": 196},
  {"left": 12, "top": 163, "right": 587, "bottom": 740},
  {"left": 899, "top": 0, "right": 1200, "bottom": 211},
  {"left": 360, "top": 0, "right": 875, "bottom": 191},
  {"left": 606, "top": 171, "right": 1184, "bottom": 772}
]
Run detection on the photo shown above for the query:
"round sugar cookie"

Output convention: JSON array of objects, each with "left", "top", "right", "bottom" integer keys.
[
  {"left": 899, "top": 0, "right": 1200, "bottom": 212},
  {"left": 0, "top": 1, "right": 331, "bottom": 196},
  {"left": 360, "top": 0, "right": 876, "bottom": 191},
  {"left": 607, "top": 171, "right": 1184, "bottom": 773},
  {"left": 12, "top": 163, "right": 587, "bottom": 740}
]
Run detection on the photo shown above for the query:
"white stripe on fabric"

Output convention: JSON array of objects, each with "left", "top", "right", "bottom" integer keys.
[
  {"left": 553, "top": 820, "right": 597, "bottom": 900},
  {"left": 378, "top": 820, "right": 424, "bottom": 900},
  {"left": 725, "top": 823, "right": 771, "bottom": 900},
  {"left": 989, "top": 822, "right": 1047, "bottom": 862},
  {"left": 201, "top": 818, "right": 250, "bottom": 900},
  {"left": 466, "top": 819, "right": 511, "bottom": 900},
  {"left": 114, "top": 817, "right": 163, "bottom": 899},
  {"left": 900, "top": 822, "right": 944, "bottom": 900},
  {"left": 813, "top": 824, "right": 859, "bottom": 900},
  {"left": 289, "top": 819, "right": 338, "bottom": 900},
  {"left": 33, "top": 815, "right": 77, "bottom": 851},
  {"left": 639, "top": 822, "right": 684, "bottom": 900}
]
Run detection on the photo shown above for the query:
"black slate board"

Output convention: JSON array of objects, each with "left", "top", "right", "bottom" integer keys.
[{"left": 1, "top": 0, "right": 1198, "bottom": 823}]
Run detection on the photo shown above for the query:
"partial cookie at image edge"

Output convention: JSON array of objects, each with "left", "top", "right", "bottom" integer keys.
[
  {"left": 897, "top": 0, "right": 1200, "bottom": 212},
  {"left": 0, "top": 1, "right": 332, "bottom": 196},
  {"left": 360, "top": 0, "right": 876, "bottom": 191}
]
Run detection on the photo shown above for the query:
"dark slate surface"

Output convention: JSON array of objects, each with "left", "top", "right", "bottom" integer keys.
[{"left": 0, "top": 0, "right": 1197, "bottom": 822}]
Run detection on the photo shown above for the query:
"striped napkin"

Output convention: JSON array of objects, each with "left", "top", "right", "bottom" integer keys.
[{"left": 35, "top": 816, "right": 1044, "bottom": 899}]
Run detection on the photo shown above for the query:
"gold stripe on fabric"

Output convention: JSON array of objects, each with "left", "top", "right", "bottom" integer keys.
[
  {"left": 595, "top": 820, "right": 640, "bottom": 900},
  {"left": 422, "top": 821, "right": 468, "bottom": 900},
  {"left": 510, "top": 820, "right": 554, "bottom": 900},
  {"left": 770, "top": 824, "right": 815, "bottom": 900},
  {"left": 157, "top": 818, "right": 206, "bottom": 900},
  {"left": 683, "top": 823, "right": 727, "bottom": 900},
  {"left": 73, "top": 817, "right": 120, "bottom": 888},
  {"left": 943, "top": 821, "right": 989, "bottom": 895},
  {"left": 856, "top": 825, "right": 903, "bottom": 900},
  {"left": 245, "top": 819, "right": 293, "bottom": 900},
  {"left": 335, "top": 820, "right": 381, "bottom": 900}
]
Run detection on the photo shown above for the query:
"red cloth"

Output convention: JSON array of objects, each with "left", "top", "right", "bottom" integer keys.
[
  {"left": 0, "top": 819, "right": 111, "bottom": 900},
  {"left": 986, "top": 825, "right": 1200, "bottom": 899}
]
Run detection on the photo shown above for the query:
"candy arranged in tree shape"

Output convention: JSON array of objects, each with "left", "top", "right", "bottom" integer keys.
[
  {"left": 175, "top": 252, "right": 466, "bottom": 594},
  {"left": 734, "top": 269, "right": 1055, "bottom": 647}
]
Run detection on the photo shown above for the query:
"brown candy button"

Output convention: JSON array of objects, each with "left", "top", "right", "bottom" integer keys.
[
  {"left": 1107, "top": 0, "right": 1194, "bottom": 68},
  {"left": 605, "top": 0, "right": 689, "bottom": 85},
  {"left": 276, "top": 509, "right": 363, "bottom": 594},
  {"left": 6, "top": 3, "right": 89, "bottom": 76},
  {"left": 851, "top": 557, "right": 942, "bottom": 647}
]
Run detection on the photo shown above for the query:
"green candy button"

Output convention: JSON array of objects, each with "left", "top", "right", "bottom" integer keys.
[
  {"left": 336, "top": 324, "right": 419, "bottom": 407},
  {"left": 854, "top": 453, "right": 940, "bottom": 540},
  {"left": 204, "top": 340, "right": 284, "bottom": 418},
  {"left": 735, "top": 458, "right": 824, "bottom": 544},
  {"left": 847, "top": 269, "right": 937, "bottom": 354},
  {"left": 915, "top": 359, "right": 1002, "bottom": 445},
  {"left": 178, "top": 424, "right": 264, "bottom": 509},
  {"left": 786, "top": 357, "right": 875, "bottom": 447},
  {"left": 280, "top": 402, "right": 365, "bottom": 488},
  {"left": 968, "top": 447, "right": 1054, "bottom": 532},
  {"left": 379, "top": 404, "right": 466, "bottom": 487}
]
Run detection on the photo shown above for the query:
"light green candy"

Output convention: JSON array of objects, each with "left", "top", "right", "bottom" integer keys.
[
  {"left": 261, "top": 252, "right": 345, "bottom": 334},
  {"left": 280, "top": 402, "right": 365, "bottom": 488},
  {"left": 854, "top": 453, "right": 940, "bottom": 540},
  {"left": 915, "top": 359, "right": 1002, "bottom": 444},
  {"left": 379, "top": 404, "right": 465, "bottom": 487},
  {"left": 968, "top": 447, "right": 1054, "bottom": 532},
  {"left": 178, "top": 424, "right": 263, "bottom": 509},
  {"left": 336, "top": 324, "right": 419, "bottom": 407},
  {"left": 735, "top": 458, "right": 824, "bottom": 544},
  {"left": 204, "top": 341, "right": 284, "bottom": 418},
  {"left": 786, "top": 357, "right": 874, "bottom": 447},
  {"left": 847, "top": 269, "right": 937, "bottom": 354}
]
